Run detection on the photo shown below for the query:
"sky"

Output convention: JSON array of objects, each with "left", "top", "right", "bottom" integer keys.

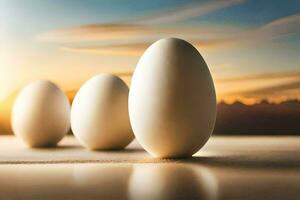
[{"left": 1, "top": 0, "right": 300, "bottom": 105}]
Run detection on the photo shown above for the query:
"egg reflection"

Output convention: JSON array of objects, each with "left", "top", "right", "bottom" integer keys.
[
  {"left": 0, "top": 164, "right": 133, "bottom": 199},
  {"left": 128, "top": 164, "right": 218, "bottom": 200},
  {"left": 0, "top": 164, "right": 217, "bottom": 199},
  {"left": 72, "top": 164, "right": 133, "bottom": 199}
]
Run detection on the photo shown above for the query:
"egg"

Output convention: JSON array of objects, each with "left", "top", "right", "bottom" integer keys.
[
  {"left": 71, "top": 74, "right": 134, "bottom": 150},
  {"left": 129, "top": 38, "right": 216, "bottom": 158},
  {"left": 12, "top": 80, "right": 70, "bottom": 147}
]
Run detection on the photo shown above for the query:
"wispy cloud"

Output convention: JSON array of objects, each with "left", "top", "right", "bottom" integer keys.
[
  {"left": 37, "top": 24, "right": 238, "bottom": 44},
  {"left": 38, "top": 24, "right": 158, "bottom": 43},
  {"left": 216, "top": 70, "right": 300, "bottom": 83},
  {"left": 191, "top": 13, "right": 300, "bottom": 49},
  {"left": 37, "top": 12, "right": 300, "bottom": 57},
  {"left": 232, "top": 80, "right": 300, "bottom": 96},
  {"left": 214, "top": 70, "right": 300, "bottom": 102},
  {"left": 61, "top": 42, "right": 149, "bottom": 56},
  {"left": 255, "top": 13, "right": 300, "bottom": 39},
  {"left": 36, "top": 0, "right": 245, "bottom": 44},
  {"left": 61, "top": 37, "right": 227, "bottom": 56},
  {"left": 225, "top": 13, "right": 300, "bottom": 45},
  {"left": 133, "top": 0, "right": 244, "bottom": 25}
]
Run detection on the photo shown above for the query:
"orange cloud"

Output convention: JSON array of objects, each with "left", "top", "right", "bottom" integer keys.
[
  {"left": 61, "top": 43, "right": 149, "bottom": 57},
  {"left": 36, "top": 0, "right": 245, "bottom": 45},
  {"left": 219, "top": 78, "right": 300, "bottom": 104},
  {"left": 214, "top": 70, "right": 300, "bottom": 103},
  {"left": 37, "top": 24, "right": 238, "bottom": 45},
  {"left": 216, "top": 70, "right": 300, "bottom": 82},
  {"left": 231, "top": 80, "right": 300, "bottom": 96},
  {"left": 36, "top": 13, "right": 300, "bottom": 57},
  {"left": 60, "top": 38, "right": 227, "bottom": 56}
]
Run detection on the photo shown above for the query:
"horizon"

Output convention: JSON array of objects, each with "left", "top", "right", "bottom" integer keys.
[{"left": 1, "top": 90, "right": 300, "bottom": 134}]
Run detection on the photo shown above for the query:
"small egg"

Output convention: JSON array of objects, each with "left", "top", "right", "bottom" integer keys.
[
  {"left": 12, "top": 80, "right": 70, "bottom": 147},
  {"left": 129, "top": 38, "right": 217, "bottom": 158},
  {"left": 71, "top": 74, "right": 134, "bottom": 150}
]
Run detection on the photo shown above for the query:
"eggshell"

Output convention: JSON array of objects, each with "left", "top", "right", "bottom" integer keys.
[
  {"left": 71, "top": 74, "right": 134, "bottom": 150},
  {"left": 12, "top": 80, "right": 70, "bottom": 147},
  {"left": 128, "top": 38, "right": 216, "bottom": 158}
]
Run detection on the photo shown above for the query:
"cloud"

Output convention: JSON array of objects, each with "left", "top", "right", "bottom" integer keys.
[
  {"left": 216, "top": 70, "right": 300, "bottom": 83},
  {"left": 37, "top": 12, "right": 300, "bottom": 57},
  {"left": 215, "top": 71, "right": 300, "bottom": 102},
  {"left": 36, "top": 0, "right": 244, "bottom": 44},
  {"left": 233, "top": 80, "right": 300, "bottom": 96},
  {"left": 256, "top": 13, "right": 300, "bottom": 39},
  {"left": 210, "top": 13, "right": 300, "bottom": 49},
  {"left": 133, "top": 0, "right": 244, "bottom": 25},
  {"left": 37, "top": 23, "right": 238, "bottom": 44},
  {"left": 61, "top": 42, "right": 149, "bottom": 56},
  {"left": 61, "top": 37, "right": 226, "bottom": 56},
  {"left": 38, "top": 24, "right": 158, "bottom": 43},
  {"left": 215, "top": 13, "right": 300, "bottom": 48},
  {"left": 35, "top": 0, "right": 299, "bottom": 59},
  {"left": 37, "top": 24, "right": 151, "bottom": 43}
]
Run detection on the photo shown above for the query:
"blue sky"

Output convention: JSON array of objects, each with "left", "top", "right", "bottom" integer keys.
[
  {"left": 1, "top": 0, "right": 300, "bottom": 103},
  {"left": 3, "top": 0, "right": 300, "bottom": 37}
]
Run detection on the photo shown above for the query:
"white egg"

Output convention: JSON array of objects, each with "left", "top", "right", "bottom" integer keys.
[
  {"left": 12, "top": 80, "right": 70, "bottom": 147},
  {"left": 71, "top": 74, "right": 134, "bottom": 150},
  {"left": 129, "top": 38, "right": 216, "bottom": 158}
]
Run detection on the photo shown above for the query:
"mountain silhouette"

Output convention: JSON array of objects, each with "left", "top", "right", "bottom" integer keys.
[{"left": 214, "top": 99, "right": 300, "bottom": 135}]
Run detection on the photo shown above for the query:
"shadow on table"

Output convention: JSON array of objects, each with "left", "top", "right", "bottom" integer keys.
[{"left": 183, "top": 150, "right": 300, "bottom": 169}]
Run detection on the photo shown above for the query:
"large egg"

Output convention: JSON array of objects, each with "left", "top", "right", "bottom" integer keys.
[
  {"left": 129, "top": 38, "right": 216, "bottom": 158},
  {"left": 71, "top": 74, "right": 134, "bottom": 150},
  {"left": 12, "top": 80, "right": 70, "bottom": 147}
]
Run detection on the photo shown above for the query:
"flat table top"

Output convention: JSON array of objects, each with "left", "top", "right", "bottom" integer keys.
[{"left": 0, "top": 135, "right": 300, "bottom": 200}]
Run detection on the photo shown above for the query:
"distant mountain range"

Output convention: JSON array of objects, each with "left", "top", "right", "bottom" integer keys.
[
  {"left": 1, "top": 90, "right": 300, "bottom": 135},
  {"left": 214, "top": 99, "right": 300, "bottom": 135}
]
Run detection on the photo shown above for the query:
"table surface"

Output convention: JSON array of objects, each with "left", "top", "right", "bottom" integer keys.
[{"left": 0, "top": 135, "right": 299, "bottom": 200}]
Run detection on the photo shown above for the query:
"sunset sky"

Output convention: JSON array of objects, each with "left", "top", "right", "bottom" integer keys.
[{"left": 1, "top": 0, "right": 300, "bottom": 105}]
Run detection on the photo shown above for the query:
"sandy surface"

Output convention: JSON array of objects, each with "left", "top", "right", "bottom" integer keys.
[{"left": 0, "top": 135, "right": 300, "bottom": 200}]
